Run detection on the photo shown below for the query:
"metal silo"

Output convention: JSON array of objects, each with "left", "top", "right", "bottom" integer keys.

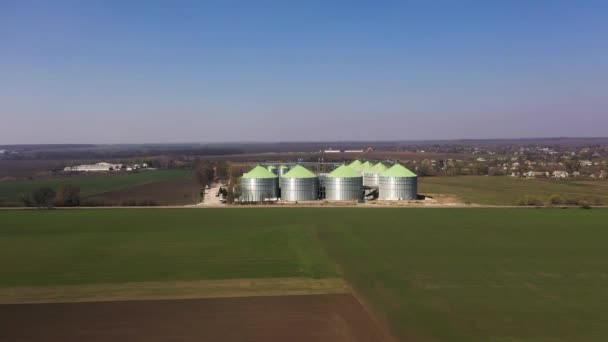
[
  {"left": 347, "top": 160, "right": 362, "bottom": 170},
  {"left": 363, "top": 162, "right": 387, "bottom": 187},
  {"left": 279, "top": 165, "right": 319, "bottom": 201},
  {"left": 378, "top": 164, "right": 418, "bottom": 200},
  {"left": 278, "top": 165, "right": 290, "bottom": 177},
  {"left": 358, "top": 161, "right": 373, "bottom": 175},
  {"left": 267, "top": 165, "right": 277, "bottom": 175},
  {"left": 240, "top": 165, "right": 279, "bottom": 202},
  {"left": 325, "top": 165, "right": 363, "bottom": 201}
]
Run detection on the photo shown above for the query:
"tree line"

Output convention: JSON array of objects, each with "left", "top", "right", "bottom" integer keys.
[{"left": 21, "top": 185, "right": 81, "bottom": 208}]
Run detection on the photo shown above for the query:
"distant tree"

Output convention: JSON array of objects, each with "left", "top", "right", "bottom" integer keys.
[
  {"left": 158, "top": 156, "right": 171, "bottom": 169},
  {"left": 516, "top": 195, "right": 544, "bottom": 206},
  {"left": 195, "top": 160, "right": 215, "bottom": 186},
  {"left": 488, "top": 167, "right": 505, "bottom": 176},
  {"left": 55, "top": 185, "right": 81, "bottom": 207},
  {"left": 548, "top": 194, "right": 565, "bottom": 206},
  {"left": 416, "top": 164, "right": 432, "bottom": 177},
  {"left": 472, "top": 163, "right": 489, "bottom": 175},
  {"left": 564, "top": 159, "right": 581, "bottom": 174},
  {"left": 216, "top": 161, "right": 229, "bottom": 180},
  {"left": 226, "top": 185, "right": 240, "bottom": 204},
  {"left": 23, "top": 187, "right": 56, "bottom": 208}
]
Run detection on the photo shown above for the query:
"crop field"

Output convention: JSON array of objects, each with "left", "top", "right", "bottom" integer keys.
[
  {"left": 1, "top": 208, "right": 608, "bottom": 341},
  {"left": 85, "top": 178, "right": 202, "bottom": 206},
  {"left": 0, "top": 170, "right": 194, "bottom": 206},
  {"left": 420, "top": 175, "right": 608, "bottom": 205}
]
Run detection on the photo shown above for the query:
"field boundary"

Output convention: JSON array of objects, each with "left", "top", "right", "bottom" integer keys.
[
  {"left": 0, "top": 277, "right": 349, "bottom": 304},
  {"left": 3, "top": 205, "right": 608, "bottom": 210}
]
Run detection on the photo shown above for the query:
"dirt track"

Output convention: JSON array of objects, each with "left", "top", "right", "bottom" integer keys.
[{"left": 0, "top": 294, "right": 386, "bottom": 342}]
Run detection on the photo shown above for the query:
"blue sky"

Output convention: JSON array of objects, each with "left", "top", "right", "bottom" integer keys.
[{"left": 1, "top": 1, "right": 607, "bottom": 143}]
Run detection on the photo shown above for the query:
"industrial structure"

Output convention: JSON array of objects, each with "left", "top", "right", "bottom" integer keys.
[
  {"left": 378, "top": 164, "right": 418, "bottom": 200},
  {"left": 279, "top": 165, "right": 319, "bottom": 201},
  {"left": 240, "top": 161, "right": 417, "bottom": 202},
  {"left": 325, "top": 165, "right": 363, "bottom": 201},
  {"left": 347, "top": 160, "right": 362, "bottom": 170},
  {"left": 363, "top": 162, "right": 388, "bottom": 187},
  {"left": 64, "top": 162, "right": 124, "bottom": 172},
  {"left": 357, "top": 161, "right": 373, "bottom": 175},
  {"left": 278, "top": 165, "right": 290, "bottom": 177},
  {"left": 267, "top": 165, "right": 277, "bottom": 175},
  {"left": 240, "top": 165, "right": 279, "bottom": 202}
]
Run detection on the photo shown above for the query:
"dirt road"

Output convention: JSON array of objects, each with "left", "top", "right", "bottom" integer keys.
[{"left": 198, "top": 183, "right": 224, "bottom": 207}]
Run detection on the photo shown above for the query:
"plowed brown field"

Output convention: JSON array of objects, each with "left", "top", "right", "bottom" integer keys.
[{"left": 0, "top": 294, "right": 386, "bottom": 342}]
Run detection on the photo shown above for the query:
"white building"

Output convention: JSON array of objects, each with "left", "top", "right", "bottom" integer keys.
[
  {"left": 552, "top": 170, "right": 569, "bottom": 178},
  {"left": 64, "top": 162, "right": 123, "bottom": 172},
  {"left": 524, "top": 171, "right": 548, "bottom": 178}
]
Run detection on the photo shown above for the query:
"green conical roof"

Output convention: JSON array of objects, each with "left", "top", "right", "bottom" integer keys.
[
  {"left": 347, "top": 160, "right": 362, "bottom": 169},
  {"left": 370, "top": 162, "right": 388, "bottom": 174},
  {"left": 242, "top": 165, "right": 278, "bottom": 179},
  {"left": 328, "top": 165, "right": 363, "bottom": 178},
  {"left": 381, "top": 164, "right": 417, "bottom": 178},
  {"left": 360, "top": 161, "right": 373, "bottom": 173},
  {"left": 282, "top": 165, "right": 317, "bottom": 179}
]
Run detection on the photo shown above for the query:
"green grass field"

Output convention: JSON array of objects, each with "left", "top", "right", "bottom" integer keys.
[
  {"left": 0, "top": 170, "right": 193, "bottom": 206},
  {"left": 420, "top": 176, "right": 608, "bottom": 205},
  {"left": 1, "top": 208, "right": 608, "bottom": 341}
]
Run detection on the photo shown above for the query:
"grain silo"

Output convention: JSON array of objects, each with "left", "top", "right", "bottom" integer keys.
[
  {"left": 240, "top": 165, "right": 279, "bottom": 202},
  {"left": 279, "top": 165, "right": 319, "bottom": 201},
  {"left": 347, "top": 160, "right": 362, "bottom": 170},
  {"left": 363, "top": 162, "right": 387, "bottom": 187},
  {"left": 278, "top": 165, "right": 290, "bottom": 177},
  {"left": 325, "top": 165, "right": 363, "bottom": 201},
  {"left": 378, "top": 164, "right": 418, "bottom": 200},
  {"left": 267, "top": 165, "right": 277, "bottom": 175},
  {"left": 358, "top": 161, "right": 373, "bottom": 174}
]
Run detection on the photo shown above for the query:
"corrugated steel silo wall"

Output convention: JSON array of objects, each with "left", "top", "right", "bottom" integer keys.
[
  {"left": 278, "top": 167, "right": 290, "bottom": 177},
  {"left": 363, "top": 172, "right": 380, "bottom": 187},
  {"left": 279, "top": 177, "right": 319, "bottom": 201},
  {"left": 378, "top": 176, "right": 417, "bottom": 200},
  {"left": 325, "top": 177, "right": 363, "bottom": 201},
  {"left": 240, "top": 178, "right": 278, "bottom": 202}
]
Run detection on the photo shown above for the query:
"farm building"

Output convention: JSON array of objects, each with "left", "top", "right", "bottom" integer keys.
[
  {"left": 325, "top": 165, "right": 363, "bottom": 201},
  {"left": 64, "top": 162, "right": 123, "bottom": 172},
  {"left": 378, "top": 164, "right": 418, "bottom": 200},
  {"left": 240, "top": 165, "right": 279, "bottom": 202},
  {"left": 279, "top": 165, "right": 319, "bottom": 201}
]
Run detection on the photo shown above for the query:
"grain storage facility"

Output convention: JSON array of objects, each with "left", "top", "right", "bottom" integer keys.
[
  {"left": 359, "top": 161, "right": 373, "bottom": 174},
  {"left": 267, "top": 165, "right": 277, "bottom": 175},
  {"left": 240, "top": 165, "right": 279, "bottom": 202},
  {"left": 278, "top": 165, "right": 290, "bottom": 177},
  {"left": 325, "top": 165, "right": 363, "bottom": 201},
  {"left": 378, "top": 164, "right": 417, "bottom": 200},
  {"left": 363, "top": 162, "right": 387, "bottom": 187},
  {"left": 347, "top": 160, "right": 362, "bottom": 170},
  {"left": 279, "top": 165, "right": 319, "bottom": 201}
]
